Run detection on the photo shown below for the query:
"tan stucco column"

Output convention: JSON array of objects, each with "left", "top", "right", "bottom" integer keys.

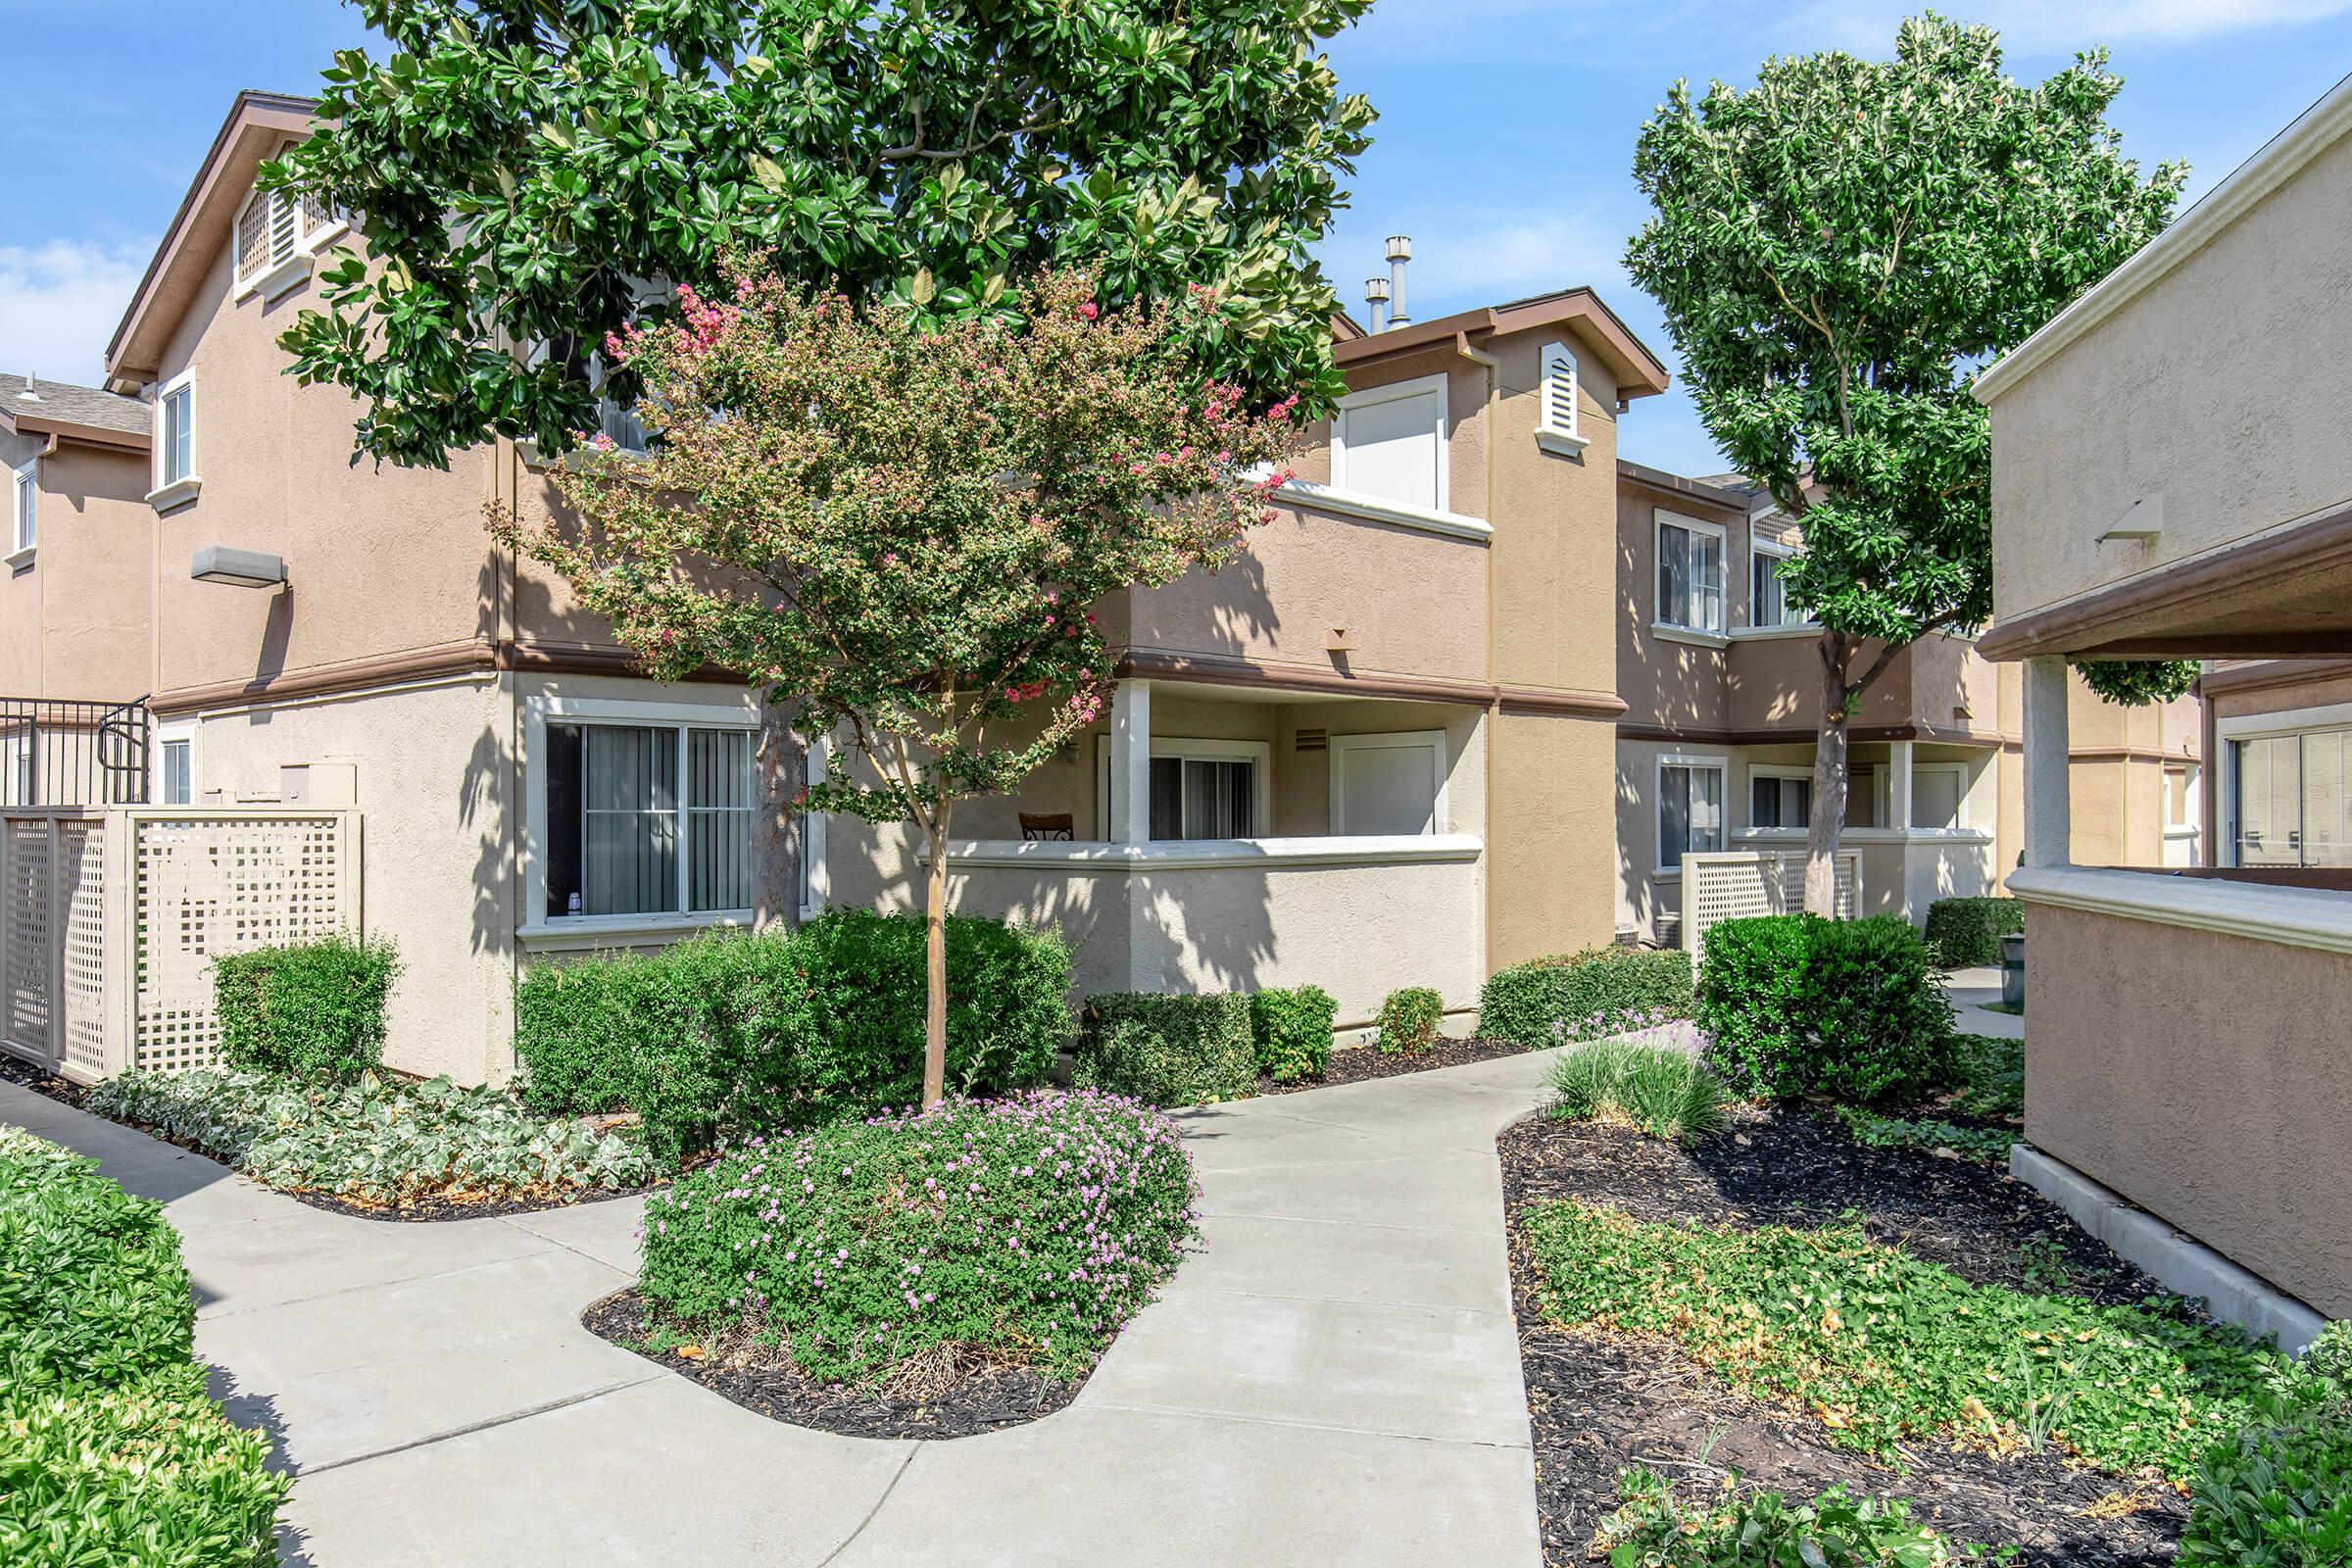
[
  {"left": 1109, "top": 678, "right": 1152, "bottom": 845},
  {"left": 2023, "top": 656, "right": 2073, "bottom": 867},
  {"left": 1889, "top": 739, "right": 1915, "bottom": 834}
]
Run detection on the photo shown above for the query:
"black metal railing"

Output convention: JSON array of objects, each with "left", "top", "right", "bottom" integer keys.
[{"left": 0, "top": 697, "right": 152, "bottom": 808}]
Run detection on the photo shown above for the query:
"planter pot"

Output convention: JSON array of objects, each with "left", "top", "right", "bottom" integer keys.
[{"left": 1999, "top": 931, "right": 2026, "bottom": 1010}]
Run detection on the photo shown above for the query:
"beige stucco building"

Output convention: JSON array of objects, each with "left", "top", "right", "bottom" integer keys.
[{"left": 1975, "top": 71, "right": 2352, "bottom": 1334}]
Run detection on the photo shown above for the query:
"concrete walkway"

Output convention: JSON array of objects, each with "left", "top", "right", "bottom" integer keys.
[
  {"left": 1943, "top": 964, "right": 2025, "bottom": 1041},
  {"left": 1, "top": 1051, "right": 1557, "bottom": 1568}
]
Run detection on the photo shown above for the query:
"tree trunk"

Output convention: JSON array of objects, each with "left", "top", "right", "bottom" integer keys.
[
  {"left": 921, "top": 798, "right": 953, "bottom": 1107},
  {"left": 751, "top": 694, "right": 807, "bottom": 929},
  {"left": 1804, "top": 633, "right": 1854, "bottom": 916}
]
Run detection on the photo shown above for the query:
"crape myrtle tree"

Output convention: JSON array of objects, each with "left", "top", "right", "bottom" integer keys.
[
  {"left": 268, "top": 0, "right": 1376, "bottom": 921},
  {"left": 493, "top": 268, "right": 1301, "bottom": 1105},
  {"left": 1624, "top": 15, "right": 2195, "bottom": 914}
]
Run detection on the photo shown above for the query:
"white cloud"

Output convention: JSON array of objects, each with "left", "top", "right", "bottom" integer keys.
[
  {"left": 0, "top": 239, "right": 152, "bottom": 387},
  {"left": 1784, "top": 0, "right": 2352, "bottom": 55},
  {"left": 1322, "top": 206, "right": 1642, "bottom": 323}
]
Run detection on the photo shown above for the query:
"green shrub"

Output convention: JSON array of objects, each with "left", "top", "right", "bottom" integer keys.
[
  {"left": 82, "top": 1069, "right": 654, "bottom": 1206},
  {"left": 514, "top": 912, "right": 1072, "bottom": 1161},
  {"left": 637, "top": 1091, "right": 1195, "bottom": 1383},
  {"left": 1596, "top": 1468, "right": 1990, "bottom": 1566},
  {"left": 1249, "top": 985, "right": 1336, "bottom": 1083},
  {"left": 1698, "top": 913, "right": 1955, "bottom": 1104},
  {"left": 1374, "top": 986, "right": 1446, "bottom": 1054},
  {"left": 1547, "top": 1040, "right": 1731, "bottom": 1147},
  {"left": 1525, "top": 1196, "right": 2284, "bottom": 1481},
  {"left": 1922, "top": 896, "right": 2027, "bottom": 968},
  {"left": 213, "top": 932, "right": 400, "bottom": 1082},
  {"left": 2304, "top": 1319, "right": 2352, "bottom": 1387},
  {"left": 1073, "top": 992, "right": 1255, "bottom": 1105},
  {"left": 0, "top": 1126, "right": 286, "bottom": 1566},
  {"left": 2180, "top": 1376, "right": 2352, "bottom": 1567},
  {"left": 1478, "top": 947, "right": 1695, "bottom": 1048},
  {"left": 1823, "top": 1104, "right": 2020, "bottom": 1164}
]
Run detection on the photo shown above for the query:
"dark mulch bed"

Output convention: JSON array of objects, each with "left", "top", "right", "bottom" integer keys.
[
  {"left": 1258, "top": 1035, "right": 1532, "bottom": 1095},
  {"left": 1502, "top": 1108, "right": 2192, "bottom": 1567},
  {"left": 2, "top": 1049, "right": 660, "bottom": 1223},
  {"left": 584, "top": 1287, "right": 1085, "bottom": 1440}
]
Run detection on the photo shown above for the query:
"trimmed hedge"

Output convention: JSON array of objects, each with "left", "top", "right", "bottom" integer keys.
[
  {"left": 1698, "top": 913, "right": 1955, "bottom": 1104},
  {"left": 1478, "top": 947, "right": 1694, "bottom": 1048},
  {"left": 1073, "top": 992, "right": 1256, "bottom": 1105},
  {"left": 1250, "top": 985, "right": 1336, "bottom": 1083},
  {"left": 0, "top": 1126, "right": 285, "bottom": 1565},
  {"left": 1375, "top": 986, "right": 1446, "bottom": 1054},
  {"left": 1922, "top": 896, "right": 2026, "bottom": 968},
  {"left": 514, "top": 911, "right": 1072, "bottom": 1162},
  {"left": 214, "top": 932, "right": 401, "bottom": 1082},
  {"left": 638, "top": 1091, "right": 1195, "bottom": 1383}
]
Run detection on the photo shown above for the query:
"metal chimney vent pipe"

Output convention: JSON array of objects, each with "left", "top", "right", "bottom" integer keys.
[
  {"left": 1363, "top": 275, "right": 1390, "bottom": 335},
  {"left": 1385, "top": 235, "right": 1412, "bottom": 329}
]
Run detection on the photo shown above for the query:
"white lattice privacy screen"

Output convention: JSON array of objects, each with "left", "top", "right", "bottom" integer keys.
[
  {"left": 0, "top": 808, "right": 359, "bottom": 1080},
  {"left": 1680, "top": 850, "right": 1861, "bottom": 956}
]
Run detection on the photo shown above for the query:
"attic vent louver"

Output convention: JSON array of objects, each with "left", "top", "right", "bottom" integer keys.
[{"left": 1294, "top": 728, "right": 1328, "bottom": 753}]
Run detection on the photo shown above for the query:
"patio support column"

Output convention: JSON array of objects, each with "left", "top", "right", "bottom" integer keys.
[
  {"left": 1109, "top": 679, "right": 1152, "bottom": 845},
  {"left": 2023, "top": 655, "right": 2073, "bottom": 867},
  {"left": 1889, "top": 739, "right": 1916, "bottom": 834}
]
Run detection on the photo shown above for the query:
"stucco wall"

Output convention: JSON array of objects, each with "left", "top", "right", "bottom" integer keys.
[
  {"left": 2023, "top": 903, "right": 2352, "bottom": 1316},
  {"left": 1985, "top": 132, "right": 2352, "bottom": 622},
  {"left": 0, "top": 442, "right": 154, "bottom": 701},
  {"left": 178, "top": 675, "right": 518, "bottom": 1084},
  {"left": 1489, "top": 711, "right": 1616, "bottom": 968}
]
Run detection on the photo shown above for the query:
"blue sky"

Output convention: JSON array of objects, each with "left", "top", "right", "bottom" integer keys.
[{"left": 3, "top": 1, "right": 2349, "bottom": 476}]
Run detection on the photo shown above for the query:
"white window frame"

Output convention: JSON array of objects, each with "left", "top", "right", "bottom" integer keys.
[
  {"left": 2163, "top": 760, "right": 2201, "bottom": 832},
  {"left": 1746, "top": 529, "right": 1813, "bottom": 629},
  {"left": 1655, "top": 753, "right": 1729, "bottom": 876},
  {"left": 149, "top": 369, "right": 200, "bottom": 510},
  {"left": 800, "top": 732, "right": 830, "bottom": 921},
  {"left": 1654, "top": 509, "right": 1728, "bottom": 639},
  {"left": 1329, "top": 370, "right": 1449, "bottom": 514},
  {"left": 153, "top": 720, "right": 198, "bottom": 806},
  {"left": 519, "top": 691, "right": 762, "bottom": 944},
  {"left": 1535, "top": 340, "right": 1588, "bottom": 458},
  {"left": 1744, "top": 763, "right": 1814, "bottom": 836},
  {"left": 1094, "top": 735, "right": 1273, "bottom": 842},
  {"left": 231, "top": 159, "right": 349, "bottom": 302},
  {"left": 6, "top": 457, "right": 34, "bottom": 565},
  {"left": 2217, "top": 702, "right": 2352, "bottom": 869},
  {"left": 1328, "top": 729, "right": 1448, "bottom": 836},
  {"left": 1908, "top": 761, "right": 1970, "bottom": 832}
]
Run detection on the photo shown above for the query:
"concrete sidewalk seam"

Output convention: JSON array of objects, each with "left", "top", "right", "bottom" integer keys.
[
  {"left": 292, "top": 1373, "right": 667, "bottom": 1478},
  {"left": 194, "top": 1239, "right": 578, "bottom": 1322},
  {"left": 1192, "top": 1206, "right": 1494, "bottom": 1237},
  {"left": 814, "top": 1445, "right": 921, "bottom": 1567},
  {"left": 1081, "top": 1397, "right": 1535, "bottom": 1451},
  {"left": 1159, "top": 1283, "right": 1510, "bottom": 1314}
]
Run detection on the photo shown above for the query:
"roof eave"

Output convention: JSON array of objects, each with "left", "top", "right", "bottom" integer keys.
[{"left": 1335, "top": 288, "right": 1671, "bottom": 399}]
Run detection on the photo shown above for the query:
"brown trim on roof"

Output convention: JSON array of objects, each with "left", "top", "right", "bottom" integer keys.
[
  {"left": 2197, "top": 658, "right": 2352, "bottom": 698},
  {"left": 1616, "top": 461, "right": 1749, "bottom": 512},
  {"left": 1335, "top": 288, "right": 1672, "bottom": 400},
  {"left": 1979, "top": 497, "right": 2352, "bottom": 662},
  {"left": 1616, "top": 721, "right": 2013, "bottom": 748},
  {"left": 1117, "top": 647, "right": 1625, "bottom": 718},
  {"left": 0, "top": 410, "right": 149, "bottom": 453}
]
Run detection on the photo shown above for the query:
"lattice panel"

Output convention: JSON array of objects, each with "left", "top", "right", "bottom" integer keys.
[
  {"left": 1683, "top": 851, "right": 1860, "bottom": 954},
  {"left": 134, "top": 814, "right": 352, "bottom": 1073},
  {"left": 59, "top": 819, "right": 109, "bottom": 1075},
  {"left": 3, "top": 819, "right": 50, "bottom": 1056}
]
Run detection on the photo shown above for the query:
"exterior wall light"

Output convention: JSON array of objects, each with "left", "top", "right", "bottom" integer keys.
[{"left": 190, "top": 546, "right": 288, "bottom": 588}]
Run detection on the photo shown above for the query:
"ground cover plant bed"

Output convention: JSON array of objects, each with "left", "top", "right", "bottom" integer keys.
[
  {"left": 0, "top": 1050, "right": 87, "bottom": 1106},
  {"left": 1497, "top": 1104, "right": 2273, "bottom": 1566},
  {"left": 1254, "top": 1033, "right": 1534, "bottom": 1094}
]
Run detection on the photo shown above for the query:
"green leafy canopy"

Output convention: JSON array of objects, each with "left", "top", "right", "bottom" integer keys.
[
  {"left": 1624, "top": 14, "right": 2194, "bottom": 703},
  {"left": 269, "top": 0, "right": 1377, "bottom": 467}
]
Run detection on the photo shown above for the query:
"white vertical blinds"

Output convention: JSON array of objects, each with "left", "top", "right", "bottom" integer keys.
[{"left": 687, "top": 729, "right": 754, "bottom": 911}]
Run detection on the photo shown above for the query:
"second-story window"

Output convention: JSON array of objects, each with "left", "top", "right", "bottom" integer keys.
[
  {"left": 1655, "top": 511, "right": 1725, "bottom": 634},
  {"left": 1331, "top": 372, "right": 1446, "bottom": 514},
  {"left": 8, "top": 460, "right": 35, "bottom": 560},
  {"left": 159, "top": 379, "right": 195, "bottom": 488}
]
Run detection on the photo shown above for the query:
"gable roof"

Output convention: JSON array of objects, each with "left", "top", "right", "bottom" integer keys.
[
  {"left": 1335, "top": 287, "right": 1671, "bottom": 399},
  {"left": 105, "top": 90, "right": 318, "bottom": 392},
  {"left": 0, "top": 373, "right": 150, "bottom": 451}
]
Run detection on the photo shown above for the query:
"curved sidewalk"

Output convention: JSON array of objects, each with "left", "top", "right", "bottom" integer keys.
[{"left": 1, "top": 1054, "right": 1556, "bottom": 1567}]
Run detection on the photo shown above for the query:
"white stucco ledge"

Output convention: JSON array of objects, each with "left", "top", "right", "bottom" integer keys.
[
  {"left": 1274, "top": 479, "right": 1494, "bottom": 543},
  {"left": 949, "top": 833, "right": 1485, "bottom": 873},
  {"left": 518, "top": 909, "right": 752, "bottom": 952},
  {"left": 2007, "top": 865, "right": 2352, "bottom": 956},
  {"left": 2010, "top": 1143, "right": 2328, "bottom": 1354}
]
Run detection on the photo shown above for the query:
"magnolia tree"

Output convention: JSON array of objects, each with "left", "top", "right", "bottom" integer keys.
[
  {"left": 493, "top": 268, "right": 1299, "bottom": 1105},
  {"left": 1625, "top": 16, "right": 2193, "bottom": 913}
]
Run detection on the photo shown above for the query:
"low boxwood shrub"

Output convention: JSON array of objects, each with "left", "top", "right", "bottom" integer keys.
[
  {"left": 1547, "top": 1039, "right": 1730, "bottom": 1147},
  {"left": 2180, "top": 1372, "right": 2352, "bottom": 1566},
  {"left": 1374, "top": 986, "right": 1446, "bottom": 1054},
  {"left": 1249, "top": 984, "right": 1336, "bottom": 1083},
  {"left": 637, "top": 1090, "right": 1195, "bottom": 1383},
  {"left": 1479, "top": 947, "right": 1694, "bottom": 1048},
  {"left": 82, "top": 1069, "right": 655, "bottom": 1206},
  {"left": 1073, "top": 992, "right": 1255, "bottom": 1105},
  {"left": 1596, "top": 1468, "right": 1989, "bottom": 1566},
  {"left": 514, "top": 913, "right": 1071, "bottom": 1160},
  {"left": 0, "top": 1126, "right": 285, "bottom": 1565},
  {"left": 214, "top": 932, "right": 400, "bottom": 1082},
  {"left": 1698, "top": 913, "right": 1955, "bottom": 1104},
  {"left": 1923, "top": 896, "right": 2027, "bottom": 968}
]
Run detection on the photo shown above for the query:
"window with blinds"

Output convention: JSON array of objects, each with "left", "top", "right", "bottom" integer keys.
[
  {"left": 1750, "top": 773, "right": 1810, "bottom": 830},
  {"left": 1332, "top": 373, "right": 1446, "bottom": 512},
  {"left": 1659, "top": 761, "right": 1726, "bottom": 869},
  {"left": 2233, "top": 729, "right": 2352, "bottom": 868},
  {"left": 1149, "top": 756, "right": 1255, "bottom": 839},
  {"left": 159, "top": 382, "right": 195, "bottom": 486},
  {"left": 1657, "top": 515, "right": 1726, "bottom": 633},
  {"left": 546, "top": 721, "right": 755, "bottom": 918}
]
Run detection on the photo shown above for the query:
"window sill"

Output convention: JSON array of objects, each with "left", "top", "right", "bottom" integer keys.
[
  {"left": 1534, "top": 428, "right": 1590, "bottom": 459},
  {"left": 1728, "top": 623, "right": 1823, "bottom": 642},
  {"left": 235, "top": 252, "right": 314, "bottom": 304},
  {"left": 1732, "top": 827, "right": 1993, "bottom": 846},
  {"left": 1274, "top": 479, "right": 1493, "bottom": 543},
  {"left": 3, "top": 546, "right": 31, "bottom": 571},
  {"left": 1651, "top": 622, "right": 1731, "bottom": 651},
  {"left": 949, "top": 833, "right": 1484, "bottom": 872},
  {"left": 146, "top": 476, "right": 202, "bottom": 513},
  {"left": 518, "top": 908, "right": 755, "bottom": 952}
]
